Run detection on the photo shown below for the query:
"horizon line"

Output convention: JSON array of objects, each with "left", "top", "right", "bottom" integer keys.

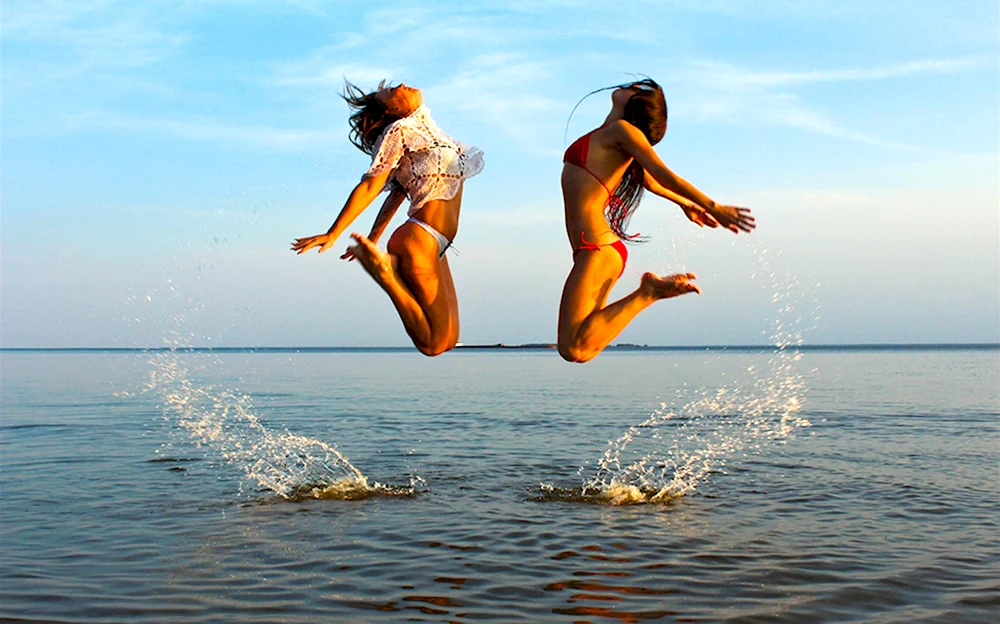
[{"left": 1, "top": 342, "right": 997, "bottom": 353}]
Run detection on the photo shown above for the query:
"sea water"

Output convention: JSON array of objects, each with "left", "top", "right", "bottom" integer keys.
[{"left": 1, "top": 346, "right": 997, "bottom": 622}]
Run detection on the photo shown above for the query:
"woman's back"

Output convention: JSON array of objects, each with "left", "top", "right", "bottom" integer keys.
[{"left": 561, "top": 123, "right": 633, "bottom": 246}]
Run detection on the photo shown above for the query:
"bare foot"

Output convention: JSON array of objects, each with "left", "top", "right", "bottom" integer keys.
[
  {"left": 640, "top": 272, "right": 700, "bottom": 299},
  {"left": 347, "top": 233, "right": 394, "bottom": 285}
]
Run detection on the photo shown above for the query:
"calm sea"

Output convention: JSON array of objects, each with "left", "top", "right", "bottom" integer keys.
[{"left": 1, "top": 346, "right": 997, "bottom": 623}]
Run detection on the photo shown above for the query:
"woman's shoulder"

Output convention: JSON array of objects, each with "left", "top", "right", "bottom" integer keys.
[
  {"left": 374, "top": 106, "right": 449, "bottom": 158},
  {"left": 599, "top": 120, "right": 651, "bottom": 153},
  {"left": 396, "top": 105, "right": 433, "bottom": 128},
  {"left": 587, "top": 120, "right": 642, "bottom": 150},
  {"left": 601, "top": 119, "right": 643, "bottom": 138},
  {"left": 381, "top": 106, "right": 437, "bottom": 140}
]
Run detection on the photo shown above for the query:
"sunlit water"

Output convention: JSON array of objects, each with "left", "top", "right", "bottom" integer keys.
[
  {"left": 544, "top": 246, "right": 814, "bottom": 505},
  {"left": 145, "top": 314, "right": 808, "bottom": 506},
  {"left": 136, "top": 243, "right": 815, "bottom": 508},
  {"left": 2, "top": 347, "right": 997, "bottom": 622},
  {"left": 147, "top": 349, "right": 416, "bottom": 501}
]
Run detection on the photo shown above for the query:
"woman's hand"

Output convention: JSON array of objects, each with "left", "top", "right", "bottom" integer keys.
[
  {"left": 707, "top": 204, "right": 756, "bottom": 234},
  {"left": 292, "top": 171, "right": 393, "bottom": 256},
  {"left": 291, "top": 232, "right": 336, "bottom": 254},
  {"left": 680, "top": 202, "right": 720, "bottom": 228}
]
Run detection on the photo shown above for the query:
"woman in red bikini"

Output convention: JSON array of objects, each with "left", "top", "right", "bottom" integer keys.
[
  {"left": 292, "top": 81, "right": 484, "bottom": 356},
  {"left": 558, "top": 78, "right": 755, "bottom": 363}
]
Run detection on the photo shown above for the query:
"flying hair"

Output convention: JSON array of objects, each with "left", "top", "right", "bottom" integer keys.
[
  {"left": 342, "top": 78, "right": 402, "bottom": 156},
  {"left": 562, "top": 74, "right": 663, "bottom": 146}
]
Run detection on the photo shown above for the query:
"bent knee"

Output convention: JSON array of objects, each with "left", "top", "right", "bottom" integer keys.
[
  {"left": 415, "top": 332, "right": 457, "bottom": 357},
  {"left": 417, "top": 341, "right": 454, "bottom": 357},
  {"left": 557, "top": 342, "right": 596, "bottom": 364}
]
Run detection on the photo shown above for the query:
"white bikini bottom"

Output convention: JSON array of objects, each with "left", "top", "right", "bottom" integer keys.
[{"left": 407, "top": 217, "right": 453, "bottom": 258}]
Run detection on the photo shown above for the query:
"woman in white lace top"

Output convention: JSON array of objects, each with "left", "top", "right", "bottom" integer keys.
[{"left": 292, "top": 81, "right": 484, "bottom": 356}]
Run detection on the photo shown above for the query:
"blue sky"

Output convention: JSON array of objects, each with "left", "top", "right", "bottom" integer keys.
[{"left": 2, "top": 0, "right": 997, "bottom": 348}]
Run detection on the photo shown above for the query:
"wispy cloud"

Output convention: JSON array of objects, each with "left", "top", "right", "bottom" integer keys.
[
  {"left": 4, "top": 0, "right": 189, "bottom": 71},
  {"left": 269, "top": 52, "right": 394, "bottom": 90},
  {"left": 6, "top": 0, "right": 993, "bottom": 156},
  {"left": 691, "top": 57, "right": 994, "bottom": 89},
  {"left": 426, "top": 54, "right": 565, "bottom": 145},
  {"left": 263, "top": 6, "right": 568, "bottom": 147},
  {"left": 672, "top": 57, "right": 994, "bottom": 148},
  {"left": 361, "top": 7, "right": 520, "bottom": 46},
  {"left": 64, "top": 111, "right": 340, "bottom": 149}
]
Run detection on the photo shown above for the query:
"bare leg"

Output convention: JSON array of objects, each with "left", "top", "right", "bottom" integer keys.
[
  {"left": 558, "top": 246, "right": 699, "bottom": 363},
  {"left": 347, "top": 230, "right": 458, "bottom": 356}
]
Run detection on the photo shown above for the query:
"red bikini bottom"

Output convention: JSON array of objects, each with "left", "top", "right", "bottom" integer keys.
[{"left": 573, "top": 233, "right": 628, "bottom": 279}]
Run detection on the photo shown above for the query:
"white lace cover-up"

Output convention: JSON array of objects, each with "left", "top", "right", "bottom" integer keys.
[{"left": 363, "top": 105, "right": 485, "bottom": 215}]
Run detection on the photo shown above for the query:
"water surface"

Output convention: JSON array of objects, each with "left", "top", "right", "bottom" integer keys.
[{"left": 1, "top": 347, "right": 997, "bottom": 622}]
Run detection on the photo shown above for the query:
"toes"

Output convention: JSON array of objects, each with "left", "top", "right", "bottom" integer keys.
[
  {"left": 352, "top": 234, "right": 377, "bottom": 251},
  {"left": 349, "top": 232, "right": 367, "bottom": 245}
]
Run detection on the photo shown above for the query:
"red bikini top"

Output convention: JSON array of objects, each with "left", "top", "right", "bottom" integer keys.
[
  {"left": 564, "top": 129, "right": 642, "bottom": 242},
  {"left": 563, "top": 131, "right": 592, "bottom": 168},
  {"left": 564, "top": 130, "right": 622, "bottom": 208}
]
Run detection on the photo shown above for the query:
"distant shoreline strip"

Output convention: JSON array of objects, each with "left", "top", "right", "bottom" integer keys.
[{"left": 2, "top": 343, "right": 997, "bottom": 353}]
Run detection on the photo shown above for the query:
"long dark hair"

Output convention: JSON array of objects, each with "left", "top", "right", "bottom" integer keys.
[
  {"left": 567, "top": 77, "right": 668, "bottom": 241},
  {"left": 342, "top": 79, "right": 402, "bottom": 155}
]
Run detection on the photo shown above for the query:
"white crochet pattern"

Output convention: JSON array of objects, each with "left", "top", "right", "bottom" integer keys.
[{"left": 364, "top": 105, "right": 485, "bottom": 215}]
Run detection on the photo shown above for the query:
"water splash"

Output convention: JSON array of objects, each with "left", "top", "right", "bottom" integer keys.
[
  {"left": 126, "top": 252, "right": 420, "bottom": 502},
  {"left": 545, "top": 246, "right": 814, "bottom": 505},
  {"left": 143, "top": 332, "right": 417, "bottom": 501},
  {"left": 146, "top": 350, "right": 369, "bottom": 500},
  {"left": 581, "top": 354, "right": 808, "bottom": 503}
]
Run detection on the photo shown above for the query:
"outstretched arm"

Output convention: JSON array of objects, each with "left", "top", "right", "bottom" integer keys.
[
  {"left": 615, "top": 121, "right": 755, "bottom": 234},
  {"left": 367, "top": 184, "right": 406, "bottom": 245},
  {"left": 291, "top": 169, "right": 393, "bottom": 254},
  {"left": 643, "top": 171, "right": 720, "bottom": 229},
  {"left": 341, "top": 184, "right": 406, "bottom": 261}
]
